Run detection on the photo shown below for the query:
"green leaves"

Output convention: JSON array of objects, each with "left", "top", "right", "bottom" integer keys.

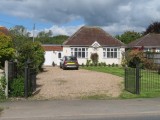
[
  {"left": 116, "top": 31, "right": 142, "bottom": 44},
  {"left": 0, "top": 34, "right": 15, "bottom": 67}
]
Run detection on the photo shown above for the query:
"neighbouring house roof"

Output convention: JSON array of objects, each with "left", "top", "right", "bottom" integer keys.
[
  {"left": 42, "top": 44, "right": 63, "bottom": 51},
  {"left": 128, "top": 33, "right": 160, "bottom": 48},
  {"left": 63, "top": 26, "right": 125, "bottom": 47}
]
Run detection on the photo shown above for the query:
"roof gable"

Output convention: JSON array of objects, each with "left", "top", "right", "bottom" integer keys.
[
  {"left": 64, "top": 26, "right": 124, "bottom": 47},
  {"left": 91, "top": 41, "right": 101, "bottom": 48}
]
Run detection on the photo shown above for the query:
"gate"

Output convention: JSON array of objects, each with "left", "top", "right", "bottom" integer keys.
[
  {"left": 24, "top": 59, "right": 37, "bottom": 98},
  {"left": 125, "top": 64, "right": 160, "bottom": 94},
  {"left": 125, "top": 66, "right": 140, "bottom": 94}
]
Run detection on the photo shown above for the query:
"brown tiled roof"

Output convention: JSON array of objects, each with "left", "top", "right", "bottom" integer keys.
[
  {"left": 42, "top": 45, "right": 63, "bottom": 51},
  {"left": 128, "top": 33, "right": 160, "bottom": 48},
  {"left": 64, "top": 26, "right": 124, "bottom": 46}
]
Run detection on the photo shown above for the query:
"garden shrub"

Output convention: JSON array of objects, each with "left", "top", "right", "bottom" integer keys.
[
  {"left": 90, "top": 53, "right": 99, "bottom": 65},
  {"left": 9, "top": 76, "right": 24, "bottom": 97},
  {"left": 124, "top": 50, "right": 157, "bottom": 69},
  {"left": 86, "top": 60, "right": 91, "bottom": 67}
]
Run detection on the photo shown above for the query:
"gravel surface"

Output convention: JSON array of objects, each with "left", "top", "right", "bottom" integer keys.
[{"left": 32, "top": 67, "right": 123, "bottom": 100}]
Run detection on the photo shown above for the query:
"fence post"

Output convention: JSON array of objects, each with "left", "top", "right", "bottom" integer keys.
[
  {"left": 24, "top": 62, "right": 28, "bottom": 98},
  {"left": 136, "top": 63, "right": 140, "bottom": 94},
  {"left": 4, "top": 61, "right": 9, "bottom": 98}
]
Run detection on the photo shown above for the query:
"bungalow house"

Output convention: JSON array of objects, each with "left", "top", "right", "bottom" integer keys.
[
  {"left": 42, "top": 44, "right": 63, "bottom": 66},
  {"left": 63, "top": 26, "right": 125, "bottom": 65},
  {"left": 127, "top": 33, "right": 160, "bottom": 64},
  {"left": 127, "top": 33, "right": 160, "bottom": 52}
]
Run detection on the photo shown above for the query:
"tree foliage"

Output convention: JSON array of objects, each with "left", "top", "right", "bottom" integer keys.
[
  {"left": 16, "top": 41, "right": 45, "bottom": 74},
  {"left": 35, "top": 35, "right": 69, "bottom": 44},
  {"left": 9, "top": 25, "right": 30, "bottom": 37},
  {"left": 0, "top": 33, "right": 15, "bottom": 67},
  {"left": 144, "top": 21, "right": 160, "bottom": 35},
  {"left": 116, "top": 31, "right": 142, "bottom": 44}
]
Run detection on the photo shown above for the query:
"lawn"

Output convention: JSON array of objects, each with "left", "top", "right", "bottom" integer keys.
[
  {"left": 81, "top": 66, "right": 124, "bottom": 77},
  {"left": 81, "top": 66, "right": 160, "bottom": 99}
]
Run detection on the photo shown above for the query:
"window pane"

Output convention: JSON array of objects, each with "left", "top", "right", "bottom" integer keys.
[
  {"left": 103, "top": 48, "right": 106, "bottom": 51},
  {"left": 103, "top": 52, "right": 106, "bottom": 58},
  {"left": 107, "top": 52, "right": 110, "bottom": 58},
  {"left": 82, "top": 48, "right": 85, "bottom": 51},
  {"left": 114, "top": 48, "right": 117, "bottom": 51},
  {"left": 75, "top": 48, "right": 77, "bottom": 51},
  {"left": 82, "top": 52, "right": 85, "bottom": 58},
  {"left": 114, "top": 52, "right": 117, "bottom": 58},
  {"left": 111, "top": 52, "right": 114, "bottom": 58},
  {"left": 78, "top": 52, "right": 81, "bottom": 58},
  {"left": 107, "top": 48, "right": 110, "bottom": 51},
  {"left": 75, "top": 52, "right": 77, "bottom": 57}
]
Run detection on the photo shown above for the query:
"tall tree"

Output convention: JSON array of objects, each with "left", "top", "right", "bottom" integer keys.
[
  {"left": 144, "top": 21, "right": 160, "bottom": 35},
  {"left": 37, "top": 30, "right": 53, "bottom": 38},
  {"left": 116, "top": 31, "right": 142, "bottom": 44},
  {"left": 9, "top": 25, "right": 30, "bottom": 37}
]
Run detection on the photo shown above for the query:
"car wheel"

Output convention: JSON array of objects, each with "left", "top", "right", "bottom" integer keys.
[{"left": 62, "top": 66, "right": 66, "bottom": 70}]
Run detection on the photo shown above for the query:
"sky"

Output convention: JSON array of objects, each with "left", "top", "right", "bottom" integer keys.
[{"left": 0, "top": 0, "right": 160, "bottom": 36}]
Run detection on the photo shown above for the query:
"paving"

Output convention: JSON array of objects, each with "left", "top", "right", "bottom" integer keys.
[{"left": 0, "top": 98, "right": 160, "bottom": 120}]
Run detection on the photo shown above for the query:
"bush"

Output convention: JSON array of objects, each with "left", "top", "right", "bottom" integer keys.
[
  {"left": 90, "top": 53, "right": 99, "bottom": 65},
  {"left": 9, "top": 76, "right": 24, "bottom": 97},
  {"left": 86, "top": 60, "right": 91, "bottom": 67},
  {"left": 124, "top": 50, "right": 156, "bottom": 69},
  {"left": 0, "top": 76, "right": 6, "bottom": 99}
]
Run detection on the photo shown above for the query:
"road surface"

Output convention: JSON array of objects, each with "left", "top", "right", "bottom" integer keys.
[{"left": 1, "top": 98, "right": 160, "bottom": 120}]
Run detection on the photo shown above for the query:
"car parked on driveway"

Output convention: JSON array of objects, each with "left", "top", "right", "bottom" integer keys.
[{"left": 60, "top": 56, "right": 79, "bottom": 70}]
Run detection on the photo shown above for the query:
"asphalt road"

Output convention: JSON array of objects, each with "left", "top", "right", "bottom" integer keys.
[{"left": 1, "top": 98, "right": 160, "bottom": 120}]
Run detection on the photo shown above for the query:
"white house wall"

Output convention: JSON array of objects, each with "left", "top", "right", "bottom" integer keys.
[
  {"left": 63, "top": 46, "right": 125, "bottom": 65},
  {"left": 43, "top": 51, "right": 63, "bottom": 66}
]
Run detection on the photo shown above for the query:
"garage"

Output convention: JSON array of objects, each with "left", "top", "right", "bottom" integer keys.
[{"left": 42, "top": 44, "right": 63, "bottom": 66}]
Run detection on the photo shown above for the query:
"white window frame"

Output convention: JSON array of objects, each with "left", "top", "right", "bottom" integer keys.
[
  {"left": 103, "top": 47, "right": 120, "bottom": 58},
  {"left": 71, "top": 47, "right": 88, "bottom": 58}
]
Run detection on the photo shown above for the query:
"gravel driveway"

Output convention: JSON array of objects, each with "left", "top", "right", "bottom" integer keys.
[{"left": 32, "top": 67, "right": 123, "bottom": 100}]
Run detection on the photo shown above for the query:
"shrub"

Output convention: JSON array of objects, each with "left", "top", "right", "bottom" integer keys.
[
  {"left": 124, "top": 50, "right": 156, "bottom": 69},
  {"left": 0, "top": 76, "right": 6, "bottom": 99},
  {"left": 9, "top": 76, "right": 24, "bottom": 97},
  {"left": 90, "top": 53, "right": 99, "bottom": 65},
  {"left": 112, "top": 63, "right": 115, "bottom": 67},
  {"left": 103, "top": 62, "right": 106, "bottom": 67},
  {"left": 86, "top": 60, "right": 91, "bottom": 67},
  {"left": 81, "top": 63, "right": 84, "bottom": 67}
]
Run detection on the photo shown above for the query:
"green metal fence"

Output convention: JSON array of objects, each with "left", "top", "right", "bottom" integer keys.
[{"left": 125, "top": 66, "right": 160, "bottom": 94}]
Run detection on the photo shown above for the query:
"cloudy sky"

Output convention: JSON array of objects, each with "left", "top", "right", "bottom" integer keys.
[{"left": 0, "top": 0, "right": 160, "bottom": 36}]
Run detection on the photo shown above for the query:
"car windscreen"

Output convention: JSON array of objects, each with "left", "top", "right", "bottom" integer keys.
[{"left": 66, "top": 56, "right": 77, "bottom": 61}]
